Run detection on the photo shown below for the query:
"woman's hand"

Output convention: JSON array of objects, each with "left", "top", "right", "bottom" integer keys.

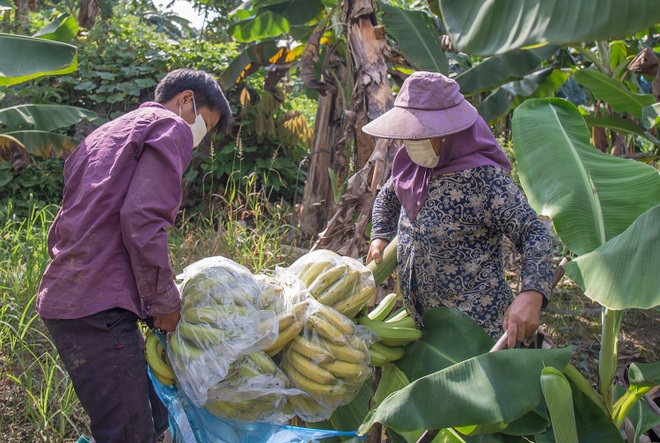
[
  {"left": 366, "top": 239, "right": 389, "bottom": 265},
  {"left": 153, "top": 309, "right": 181, "bottom": 332},
  {"left": 503, "top": 290, "right": 544, "bottom": 348}
]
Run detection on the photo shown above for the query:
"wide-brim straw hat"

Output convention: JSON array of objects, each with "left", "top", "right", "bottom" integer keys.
[{"left": 362, "top": 71, "right": 478, "bottom": 140}]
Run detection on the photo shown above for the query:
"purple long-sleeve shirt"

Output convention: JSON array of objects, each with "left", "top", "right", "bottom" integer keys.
[{"left": 37, "top": 102, "right": 194, "bottom": 320}]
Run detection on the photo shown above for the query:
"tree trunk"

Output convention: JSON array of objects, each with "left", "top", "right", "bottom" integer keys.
[{"left": 312, "top": 0, "right": 397, "bottom": 258}]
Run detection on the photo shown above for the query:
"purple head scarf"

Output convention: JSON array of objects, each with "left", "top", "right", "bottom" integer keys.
[{"left": 391, "top": 115, "right": 512, "bottom": 220}]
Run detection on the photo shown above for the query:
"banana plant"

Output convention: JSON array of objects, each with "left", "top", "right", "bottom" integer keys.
[
  {"left": 0, "top": 12, "right": 78, "bottom": 86},
  {"left": 511, "top": 97, "right": 660, "bottom": 440}
]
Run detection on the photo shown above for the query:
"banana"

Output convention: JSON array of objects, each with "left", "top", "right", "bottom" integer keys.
[
  {"left": 247, "top": 351, "right": 279, "bottom": 375},
  {"left": 168, "top": 332, "right": 203, "bottom": 360},
  {"left": 357, "top": 315, "right": 422, "bottom": 346},
  {"left": 277, "top": 312, "right": 296, "bottom": 331},
  {"left": 306, "top": 315, "right": 346, "bottom": 344},
  {"left": 290, "top": 335, "right": 335, "bottom": 364},
  {"left": 300, "top": 261, "right": 333, "bottom": 287},
  {"left": 332, "top": 286, "right": 375, "bottom": 318},
  {"left": 289, "top": 300, "right": 310, "bottom": 320},
  {"left": 367, "top": 292, "right": 399, "bottom": 322},
  {"left": 385, "top": 307, "right": 409, "bottom": 322},
  {"left": 266, "top": 346, "right": 284, "bottom": 358},
  {"left": 316, "top": 304, "right": 355, "bottom": 335},
  {"left": 317, "top": 338, "right": 368, "bottom": 364},
  {"left": 177, "top": 321, "right": 227, "bottom": 344},
  {"left": 152, "top": 371, "right": 176, "bottom": 386},
  {"left": 264, "top": 320, "right": 303, "bottom": 353},
  {"left": 307, "top": 264, "right": 348, "bottom": 298},
  {"left": 369, "top": 341, "right": 405, "bottom": 362},
  {"left": 286, "top": 350, "right": 336, "bottom": 385},
  {"left": 368, "top": 348, "right": 388, "bottom": 367},
  {"left": 383, "top": 315, "right": 416, "bottom": 329},
  {"left": 315, "top": 269, "right": 360, "bottom": 305},
  {"left": 282, "top": 360, "right": 346, "bottom": 396},
  {"left": 145, "top": 333, "right": 176, "bottom": 380},
  {"left": 319, "top": 359, "right": 370, "bottom": 379},
  {"left": 287, "top": 394, "right": 326, "bottom": 417},
  {"left": 182, "top": 305, "right": 249, "bottom": 324}
]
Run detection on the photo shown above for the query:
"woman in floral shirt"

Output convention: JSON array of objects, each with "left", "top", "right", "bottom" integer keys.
[{"left": 363, "top": 72, "right": 554, "bottom": 349}]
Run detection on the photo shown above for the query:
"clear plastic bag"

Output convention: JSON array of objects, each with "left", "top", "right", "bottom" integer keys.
[{"left": 170, "top": 257, "right": 280, "bottom": 406}]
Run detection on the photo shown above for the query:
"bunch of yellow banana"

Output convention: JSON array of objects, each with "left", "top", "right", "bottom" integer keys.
[
  {"left": 204, "top": 351, "right": 290, "bottom": 422},
  {"left": 291, "top": 251, "right": 376, "bottom": 319},
  {"left": 277, "top": 304, "right": 373, "bottom": 421},
  {"left": 357, "top": 293, "right": 423, "bottom": 367},
  {"left": 145, "top": 332, "right": 176, "bottom": 386}
]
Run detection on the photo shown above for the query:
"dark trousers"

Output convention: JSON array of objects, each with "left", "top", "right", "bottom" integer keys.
[{"left": 43, "top": 308, "right": 169, "bottom": 443}]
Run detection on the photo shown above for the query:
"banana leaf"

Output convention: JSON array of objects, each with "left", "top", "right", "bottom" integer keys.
[
  {"left": 3, "top": 130, "right": 80, "bottom": 159},
  {"left": 477, "top": 69, "right": 568, "bottom": 123},
  {"left": 377, "top": 3, "right": 448, "bottom": 74},
  {"left": 511, "top": 98, "right": 660, "bottom": 256},
  {"left": 260, "top": 0, "right": 325, "bottom": 26},
  {"left": 614, "top": 381, "right": 660, "bottom": 441},
  {"left": 540, "top": 368, "right": 578, "bottom": 443},
  {"left": 228, "top": 10, "right": 290, "bottom": 43},
  {"left": 0, "top": 33, "right": 77, "bottom": 86},
  {"left": 358, "top": 347, "right": 571, "bottom": 435},
  {"left": 439, "top": 0, "right": 660, "bottom": 56},
  {"left": 0, "top": 104, "right": 99, "bottom": 132},
  {"left": 642, "top": 103, "right": 660, "bottom": 130},
  {"left": 574, "top": 69, "right": 655, "bottom": 118},
  {"left": 456, "top": 45, "right": 559, "bottom": 96},
  {"left": 563, "top": 205, "right": 660, "bottom": 310},
  {"left": 582, "top": 115, "right": 647, "bottom": 138},
  {"left": 32, "top": 12, "right": 78, "bottom": 43},
  {"left": 218, "top": 41, "right": 281, "bottom": 89}
]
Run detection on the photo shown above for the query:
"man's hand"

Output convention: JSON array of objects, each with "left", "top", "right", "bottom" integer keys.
[
  {"left": 153, "top": 309, "right": 181, "bottom": 332},
  {"left": 366, "top": 239, "right": 389, "bottom": 265},
  {"left": 503, "top": 290, "right": 544, "bottom": 349}
]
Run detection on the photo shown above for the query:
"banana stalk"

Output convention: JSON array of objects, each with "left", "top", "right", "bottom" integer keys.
[{"left": 367, "top": 236, "right": 398, "bottom": 286}]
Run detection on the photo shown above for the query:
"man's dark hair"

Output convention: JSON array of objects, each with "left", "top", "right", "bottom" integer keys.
[{"left": 155, "top": 68, "right": 232, "bottom": 135}]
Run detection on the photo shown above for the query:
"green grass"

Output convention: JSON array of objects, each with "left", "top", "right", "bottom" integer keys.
[{"left": 0, "top": 178, "right": 306, "bottom": 441}]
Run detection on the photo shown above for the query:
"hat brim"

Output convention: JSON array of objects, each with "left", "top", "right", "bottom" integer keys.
[{"left": 361, "top": 100, "right": 479, "bottom": 140}]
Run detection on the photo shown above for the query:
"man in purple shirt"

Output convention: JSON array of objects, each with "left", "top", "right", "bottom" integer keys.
[{"left": 37, "top": 68, "right": 231, "bottom": 442}]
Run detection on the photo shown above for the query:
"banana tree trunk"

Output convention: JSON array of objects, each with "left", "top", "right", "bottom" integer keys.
[{"left": 311, "top": 0, "right": 397, "bottom": 257}]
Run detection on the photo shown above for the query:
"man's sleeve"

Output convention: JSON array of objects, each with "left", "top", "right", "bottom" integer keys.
[{"left": 120, "top": 117, "right": 192, "bottom": 317}]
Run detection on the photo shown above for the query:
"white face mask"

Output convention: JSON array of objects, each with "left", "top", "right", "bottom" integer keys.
[
  {"left": 404, "top": 139, "right": 439, "bottom": 168},
  {"left": 179, "top": 97, "right": 207, "bottom": 148}
]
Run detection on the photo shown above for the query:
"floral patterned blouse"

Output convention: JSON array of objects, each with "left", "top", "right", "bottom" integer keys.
[{"left": 371, "top": 165, "right": 554, "bottom": 336}]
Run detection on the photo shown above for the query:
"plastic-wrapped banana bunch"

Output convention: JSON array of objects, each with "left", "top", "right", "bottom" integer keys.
[
  {"left": 357, "top": 293, "right": 423, "bottom": 367},
  {"left": 204, "top": 351, "right": 295, "bottom": 423},
  {"left": 169, "top": 256, "right": 279, "bottom": 406},
  {"left": 287, "top": 250, "right": 376, "bottom": 319},
  {"left": 278, "top": 302, "right": 374, "bottom": 423}
]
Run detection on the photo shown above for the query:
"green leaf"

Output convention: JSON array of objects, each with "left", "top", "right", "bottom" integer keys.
[
  {"left": 396, "top": 307, "right": 494, "bottom": 381},
  {"left": 0, "top": 33, "right": 77, "bottom": 86},
  {"left": 358, "top": 348, "right": 571, "bottom": 435},
  {"left": 263, "top": 0, "right": 325, "bottom": 26},
  {"left": 229, "top": 10, "right": 290, "bottom": 43},
  {"left": 540, "top": 367, "right": 578, "bottom": 443},
  {"left": 378, "top": 3, "right": 448, "bottom": 74},
  {"left": 608, "top": 41, "right": 628, "bottom": 73},
  {"left": 218, "top": 41, "right": 280, "bottom": 90},
  {"left": 574, "top": 69, "right": 655, "bottom": 118},
  {"left": 328, "top": 380, "right": 373, "bottom": 432},
  {"left": 568, "top": 376, "right": 625, "bottom": 442},
  {"left": 614, "top": 383, "right": 660, "bottom": 440},
  {"left": 32, "top": 12, "right": 78, "bottom": 43},
  {"left": 456, "top": 45, "right": 559, "bottom": 96},
  {"left": 642, "top": 103, "right": 660, "bottom": 130},
  {"left": 563, "top": 205, "right": 660, "bottom": 310},
  {"left": 582, "top": 115, "right": 646, "bottom": 137},
  {"left": 511, "top": 98, "right": 660, "bottom": 256},
  {"left": 4, "top": 130, "right": 80, "bottom": 158},
  {"left": 628, "top": 362, "right": 660, "bottom": 387},
  {"left": 440, "top": 0, "right": 660, "bottom": 56},
  {"left": 477, "top": 69, "right": 567, "bottom": 123},
  {"left": 0, "top": 104, "right": 99, "bottom": 131}
]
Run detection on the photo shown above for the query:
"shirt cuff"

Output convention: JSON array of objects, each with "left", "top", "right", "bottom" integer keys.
[{"left": 144, "top": 281, "right": 181, "bottom": 317}]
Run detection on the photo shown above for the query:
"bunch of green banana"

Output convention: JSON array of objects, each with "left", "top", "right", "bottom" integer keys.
[
  {"left": 292, "top": 251, "right": 376, "bottom": 319},
  {"left": 145, "top": 332, "right": 176, "bottom": 386},
  {"left": 204, "top": 351, "right": 290, "bottom": 422},
  {"left": 356, "top": 294, "right": 422, "bottom": 366}
]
